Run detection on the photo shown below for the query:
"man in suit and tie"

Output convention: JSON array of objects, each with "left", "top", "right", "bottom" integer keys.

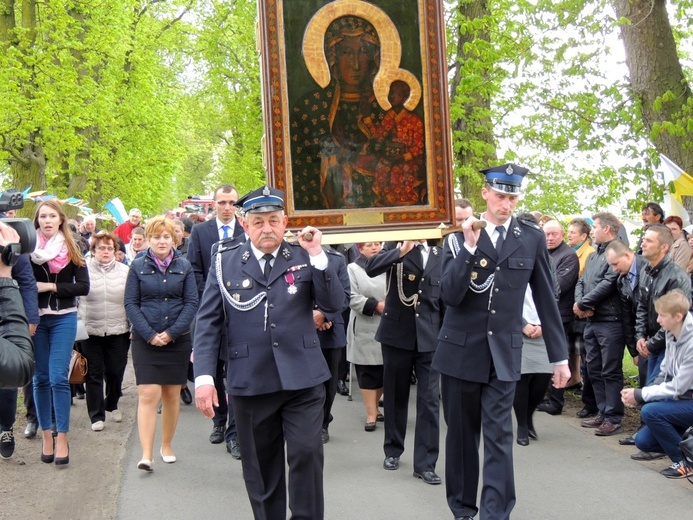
[
  {"left": 365, "top": 237, "right": 444, "bottom": 485},
  {"left": 186, "top": 183, "right": 244, "bottom": 457},
  {"left": 433, "top": 163, "right": 570, "bottom": 520},
  {"left": 193, "top": 186, "right": 346, "bottom": 519}
]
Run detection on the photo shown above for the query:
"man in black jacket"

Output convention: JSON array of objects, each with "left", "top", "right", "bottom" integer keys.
[
  {"left": 574, "top": 212, "right": 624, "bottom": 436},
  {"left": 365, "top": 239, "right": 443, "bottom": 485},
  {"left": 537, "top": 220, "right": 579, "bottom": 415},
  {"left": 635, "top": 224, "right": 691, "bottom": 386},
  {"left": 0, "top": 222, "right": 34, "bottom": 390}
]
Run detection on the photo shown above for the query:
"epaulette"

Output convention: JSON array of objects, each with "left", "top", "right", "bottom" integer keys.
[
  {"left": 517, "top": 216, "right": 542, "bottom": 232},
  {"left": 212, "top": 237, "right": 244, "bottom": 256}
]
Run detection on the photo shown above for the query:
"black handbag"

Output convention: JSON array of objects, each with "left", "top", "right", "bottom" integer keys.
[{"left": 679, "top": 426, "right": 693, "bottom": 484}]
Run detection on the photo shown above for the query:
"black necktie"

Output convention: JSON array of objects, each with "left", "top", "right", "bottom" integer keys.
[
  {"left": 495, "top": 226, "right": 505, "bottom": 253},
  {"left": 262, "top": 254, "right": 273, "bottom": 280},
  {"left": 416, "top": 243, "right": 424, "bottom": 252}
]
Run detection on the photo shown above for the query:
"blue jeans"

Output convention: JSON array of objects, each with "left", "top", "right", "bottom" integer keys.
[
  {"left": 635, "top": 398, "right": 693, "bottom": 462},
  {"left": 646, "top": 350, "right": 666, "bottom": 386},
  {"left": 33, "top": 313, "right": 77, "bottom": 433}
]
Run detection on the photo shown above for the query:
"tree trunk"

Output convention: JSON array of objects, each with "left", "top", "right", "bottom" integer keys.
[
  {"left": 612, "top": 0, "right": 693, "bottom": 173},
  {"left": 449, "top": 0, "right": 498, "bottom": 200},
  {"left": 11, "top": 140, "right": 47, "bottom": 191}
]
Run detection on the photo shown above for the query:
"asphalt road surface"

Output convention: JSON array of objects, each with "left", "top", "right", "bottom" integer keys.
[{"left": 116, "top": 383, "right": 693, "bottom": 519}]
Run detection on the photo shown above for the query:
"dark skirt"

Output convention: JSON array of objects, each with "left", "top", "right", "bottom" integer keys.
[
  {"left": 355, "top": 363, "right": 384, "bottom": 390},
  {"left": 131, "top": 332, "right": 192, "bottom": 385}
]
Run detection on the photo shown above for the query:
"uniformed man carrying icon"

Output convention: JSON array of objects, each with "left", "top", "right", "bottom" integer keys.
[
  {"left": 193, "top": 186, "right": 348, "bottom": 520},
  {"left": 433, "top": 164, "right": 570, "bottom": 520}
]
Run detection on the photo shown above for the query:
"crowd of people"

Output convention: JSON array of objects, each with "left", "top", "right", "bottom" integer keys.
[{"left": 1, "top": 172, "right": 692, "bottom": 520}]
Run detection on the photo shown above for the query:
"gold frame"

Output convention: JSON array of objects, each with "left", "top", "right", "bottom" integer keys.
[{"left": 258, "top": 0, "right": 454, "bottom": 237}]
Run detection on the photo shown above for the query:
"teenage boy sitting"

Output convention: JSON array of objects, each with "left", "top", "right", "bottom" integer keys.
[{"left": 621, "top": 289, "right": 693, "bottom": 479}]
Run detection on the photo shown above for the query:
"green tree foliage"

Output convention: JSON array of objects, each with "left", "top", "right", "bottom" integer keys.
[
  {"left": 0, "top": 0, "right": 263, "bottom": 216},
  {"left": 447, "top": 0, "right": 693, "bottom": 216}
]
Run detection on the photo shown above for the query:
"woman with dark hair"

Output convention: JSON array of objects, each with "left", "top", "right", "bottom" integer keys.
[
  {"left": 291, "top": 15, "right": 386, "bottom": 210},
  {"left": 125, "top": 216, "right": 197, "bottom": 471},
  {"left": 347, "top": 242, "right": 386, "bottom": 431},
  {"left": 30, "top": 200, "right": 90, "bottom": 466},
  {"left": 664, "top": 215, "right": 691, "bottom": 271},
  {"left": 78, "top": 231, "right": 130, "bottom": 432}
]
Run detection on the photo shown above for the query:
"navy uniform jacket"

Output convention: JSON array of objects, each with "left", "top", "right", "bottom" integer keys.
[
  {"left": 365, "top": 244, "right": 443, "bottom": 352},
  {"left": 187, "top": 218, "right": 243, "bottom": 300},
  {"left": 315, "top": 249, "right": 350, "bottom": 349},
  {"left": 432, "top": 217, "right": 568, "bottom": 383},
  {"left": 193, "top": 240, "right": 348, "bottom": 397}
]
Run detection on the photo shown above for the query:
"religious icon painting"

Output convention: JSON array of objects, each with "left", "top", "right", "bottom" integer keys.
[{"left": 258, "top": 0, "right": 455, "bottom": 234}]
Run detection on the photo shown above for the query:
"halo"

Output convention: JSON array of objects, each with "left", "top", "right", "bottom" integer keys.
[
  {"left": 302, "top": 0, "right": 402, "bottom": 109},
  {"left": 376, "top": 69, "right": 422, "bottom": 112}
]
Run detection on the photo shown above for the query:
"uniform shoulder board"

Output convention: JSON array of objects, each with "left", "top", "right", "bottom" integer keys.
[
  {"left": 517, "top": 216, "right": 542, "bottom": 232},
  {"left": 213, "top": 237, "right": 244, "bottom": 256}
]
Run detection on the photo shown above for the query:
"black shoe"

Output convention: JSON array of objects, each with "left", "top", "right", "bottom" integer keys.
[
  {"left": 24, "top": 421, "right": 38, "bottom": 439},
  {"left": 576, "top": 407, "right": 598, "bottom": 419},
  {"left": 630, "top": 450, "right": 666, "bottom": 461},
  {"left": 413, "top": 470, "right": 441, "bottom": 485},
  {"left": 364, "top": 422, "right": 376, "bottom": 432},
  {"left": 0, "top": 429, "right": 15, "bottom": 459},
  {"left": 517, "top": 437, "right": 529, "bottom": 446},
  {"left": 54, "top": 443, "right": 69, "bottom": 466},
  {"left": 41, "top": 437, "right": 55, "bottom": 464},
  {"left": 337, "top": 380, "right": 349, "bottom": 396},
  {"left": 226, "top": 439, "right": 241, "bottom": 460},
  {"left": 321, "top": 428, "right": 330, "bottom": 444},
  {"left": 536, "top": 402, "right": 562, "bottom": 415},
  {"left": 376, "top": 412, "right": 384, "bottom": 422},
  {"left": 528, "top": 427, "right": 538, "bottom": 440},
  {"left": 209, "top": 425, "right": 225, "bottom": 444},
  {"left": 180, "top": 387, "right": 193, "bottom": 405},
  {"left": 619, "top": 435, "right": 636, "bottom": 446},
  {"left": 383, "top": 456, "right": 399, "bottom": 470}
]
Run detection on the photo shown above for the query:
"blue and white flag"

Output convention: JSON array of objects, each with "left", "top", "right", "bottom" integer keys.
[{"left": 104, "top": 197, "right": 128, "bottom": 224}]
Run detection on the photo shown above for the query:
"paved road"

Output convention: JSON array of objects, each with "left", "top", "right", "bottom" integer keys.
[{"left": 116, "top": 384, "right": 692, "bottom": 519}]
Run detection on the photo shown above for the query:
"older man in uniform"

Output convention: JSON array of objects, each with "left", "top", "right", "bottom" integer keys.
[
  {"left": 193, "top": 186, "right": 347, "bottom": 520},
  {"left": 433, "top": 164, "right": 570, "bottom": 520}
]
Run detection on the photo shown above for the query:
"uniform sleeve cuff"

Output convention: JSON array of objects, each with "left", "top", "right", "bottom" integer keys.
[
  {"left": 195, "top": 375, "right": 215, "bottom": 389},
  {"left": 309, "top": 250, "right": 329, "bottom": 270}
]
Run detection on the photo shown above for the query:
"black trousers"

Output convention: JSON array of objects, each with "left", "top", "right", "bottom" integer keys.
[
  {"left": 321, "top": 347, "right": 342, "bottom": 430},
  {"left": 212, "top": 357, "right": 238, "bottom": 442},
  {"left": 381, "top": 344, "right": 439, "bottom": 473},
  {"left": 441, "top": 371, "right": 516, "bottom": 520},
  {"left": 81, "top": 333, "right": 130, "bottom": 423},
  {"left": 232, "top": 385, "right": 325, "bottom": 520},
  {"left": 584, "top": 321, "right": 625, "bottom": 423}
]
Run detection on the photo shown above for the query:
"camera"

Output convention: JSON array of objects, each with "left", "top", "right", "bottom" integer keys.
[{"left": 0, "top": 189, "right": 37, "bottom": 266}]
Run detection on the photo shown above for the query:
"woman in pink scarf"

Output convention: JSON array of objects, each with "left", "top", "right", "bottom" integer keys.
[{"left": 30, "top": 200, "right": 90, "bottom": 466}]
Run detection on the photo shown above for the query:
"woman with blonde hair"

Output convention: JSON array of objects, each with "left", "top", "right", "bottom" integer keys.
[
  {"left": 125, "top": 216, "right": 197, "bottom": 471},
  {"left": 30, "top": 200, "right": 90, "bottom": 466}
]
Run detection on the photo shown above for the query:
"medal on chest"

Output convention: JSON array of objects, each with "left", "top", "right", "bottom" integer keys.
[{"left": 285, "top": 272, "right": 297, "bottom": 295}]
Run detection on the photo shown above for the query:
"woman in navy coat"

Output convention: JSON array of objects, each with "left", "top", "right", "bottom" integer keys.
[{"left": 125, "top": 216, "right": 198, "bottom": 471}]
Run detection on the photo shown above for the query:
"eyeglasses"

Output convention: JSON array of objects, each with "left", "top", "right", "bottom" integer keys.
[{"left": 95, "top": 246, "right": 115, "bottom": 252}]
